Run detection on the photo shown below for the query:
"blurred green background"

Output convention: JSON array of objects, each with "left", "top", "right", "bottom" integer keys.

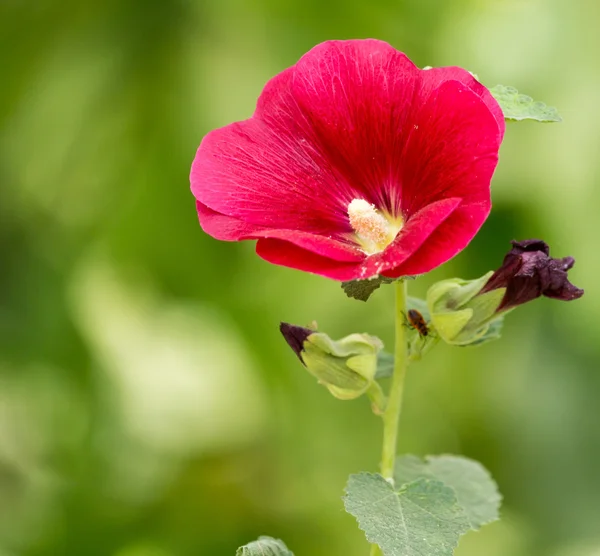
[{"left": 1, "top": 0, "right": 598, "bottom": 555}]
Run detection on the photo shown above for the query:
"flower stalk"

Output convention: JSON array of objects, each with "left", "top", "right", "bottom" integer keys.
[
  {"left": 370, "top": 280, "right": 409, "bottom": 556},
  {"left": 380, "top": 279, "right": 409, "bottom": 478}
]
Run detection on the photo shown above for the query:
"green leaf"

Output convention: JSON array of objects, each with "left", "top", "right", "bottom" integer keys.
[
  {"left": 489, "top": 84, "right": 562, "bottom": 122},
  {"left": 344, "top": 473, "right": 470, "bottom": 556},
  {"left": 341, "top": 276, "right": 395, "bottom": 302},
  {"left": 375, "top": 350, "right": 394, "bottom": 379},
  {"left": 395, "top": 455, "right": 501, "bottom": 529},
  {"left": 236, "top": 536, "right": 294, "bottom": 556}
]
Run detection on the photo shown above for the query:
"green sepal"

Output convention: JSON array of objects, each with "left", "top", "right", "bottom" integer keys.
[
  {"left": 490, "top": 84, "right": 562, "bottom": 122},
  {"left": 467, "top": 315, "right": 505, "bottom": 347},
  {"left": 366, "top": 381, "right": 387, "bottom": 415},
  {"left": 301, "top": 332, "right": 383, "bottom": 400},
  {"left": 406, "top": 296, "right": 438, "bottom": 361},
  {"left": 408, "top": 332, "right": 439, "bottom": 361},
  {"left": 375, "top": 350, "right": 394, "bottom": 380},
  {"left": 374, "top": 297, "right": 440, "bottom": 370},
  {"left": 426, "top": 272, "right": 506, "bottom": 346},
  {"left": 428, "top": 272, "right": 492, "bottom": 314}
]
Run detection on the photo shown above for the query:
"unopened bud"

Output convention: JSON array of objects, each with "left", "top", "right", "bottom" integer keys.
[{"left": 280, "top": 322, "right": 383, "bottom": 400}]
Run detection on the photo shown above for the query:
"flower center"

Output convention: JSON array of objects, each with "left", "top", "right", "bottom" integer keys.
[{"left": 347, "top": 199, "right": 403, "bottom": 254}]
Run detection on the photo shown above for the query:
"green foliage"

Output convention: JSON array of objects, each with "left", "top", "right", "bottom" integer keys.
[
  {"left": 344, "top": 473, "right": 470, "bottom": 556},
  {"left": 345, "top": 456, "right": 500, "bottom": 555},
  {"left": 490, "top": 84, "right": 562, "bottom": 122},
  {"left": 341, "top": 277, "right": 395, "bottom": 301},
  {"left": 236, "top": 537, "right": 294, "bottom": 556},
  {"left": 394, "top": 455, "right": 501, "bottom": 529}
]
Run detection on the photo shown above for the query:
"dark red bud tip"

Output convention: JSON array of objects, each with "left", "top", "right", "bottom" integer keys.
[
  {"left": 279, "top": 322, "right": 313, "bottom": 363},
  {"left": 483, "top": 239, "right": 584, "bottom": 311}
]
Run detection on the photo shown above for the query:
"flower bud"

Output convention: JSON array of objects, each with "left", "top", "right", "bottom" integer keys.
[
  {"left": 427, "top": 239, "right": 583, "bottom": 346},
  {"left": 280, "top": 323, "right": 383, "bottom": 400},
  {"left": 427, "top": 273, "right": 504, "bottom": 345}
]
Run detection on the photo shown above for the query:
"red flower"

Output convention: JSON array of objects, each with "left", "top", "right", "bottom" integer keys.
[{"left": 191, "top": 39, "right": 505, "bottom": 280}]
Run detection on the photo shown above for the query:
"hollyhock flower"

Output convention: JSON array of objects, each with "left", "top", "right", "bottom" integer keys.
[
  {"left": 480, "top": 239, "right": 584, "bottom": 310},
  {"left": 191, "top": 39, "right": 505, "bottom": 280},
  {"left": 427, "top": 239, "right": 583, "bottom": 345}
]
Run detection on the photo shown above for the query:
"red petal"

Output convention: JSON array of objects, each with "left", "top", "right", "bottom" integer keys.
[
  {"left": 382, "top": 202, "right": 489, "bottom": 278},
  {"left": 290, "top": 41, "right": 501, "bottom": 219},
  {"left": 197, "top": 201, "right": 364, "bottom": 262},
  {"left": 191, "top": 68, "right": 352, "bottom": 238},
  {"left": 290, "top": 40, "right": 420, "bottom": 213},
  {"left": 396, "top": 80, "right": 499, "bottom": 218},
  {"left": 362, "top": 197, "right": 462, "bottom": 278},
  {"left": 420, "top": 67, "right": 506, "bottom": 141},
  {"left": 256, "top": 239, "right": 364, "bottom": 281},
  {"left": 195, "top": 200, "right": 269, "bottom": 241},
  {"left": 254, "top": 198, "right": 461, "bottom": 280}
]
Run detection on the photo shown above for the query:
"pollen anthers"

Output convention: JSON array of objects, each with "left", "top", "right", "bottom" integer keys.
[{"left": 348, "top": 199, "right": 402, "bottom": 254}]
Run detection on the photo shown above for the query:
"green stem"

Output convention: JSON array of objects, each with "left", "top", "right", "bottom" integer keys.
[
  {"left": 370, "top": 280, "right": 409, "bottom": 556},
  {"left": 381, "top": 279, "right": 408, "bottom": 478}
]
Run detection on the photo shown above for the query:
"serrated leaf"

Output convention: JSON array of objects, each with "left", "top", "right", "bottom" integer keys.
[
  {"left": 236, "top": 536, "right": 294, "bottom": 556},
  {"left": 344, "top": 473, "right": 470, "bottom": 556},
  {"left": 341, "top": 277, "right": 395, "bottom": 302},
  {"left": 375, "top": 350, "right": 394, "bottom": 379},
  {"left": 395, "top": 455, "right": 501, "bottom": 529},
  {"left": 490, "top": 84, "right": 562, "bottom": 122}
]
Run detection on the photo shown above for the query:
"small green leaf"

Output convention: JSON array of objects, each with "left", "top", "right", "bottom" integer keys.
[
  {"left": 375, "top": 350, "right": 394, "bottom": 379},
  {"left": 341, "top": 276, "right": 395, "bottom": 302},
  {"left": 490, "top": 84, "right": 562, "bottom": 122},
  {"left": 395, "top": 455, "right": 501, "bottom": 529},
  {"left": 344, "top": 473, "right": 470, "bottom": 556},
  {"left": 236, "top": 536, "right": 294, "bottom": 556}
]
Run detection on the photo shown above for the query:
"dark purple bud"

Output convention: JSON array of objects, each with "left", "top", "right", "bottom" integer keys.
[
  {"left": 481, "top": 239, "right": 584, "bottom": 311},
  {"left": 279, "top": 322, "right": 313, "bottom": 363}
]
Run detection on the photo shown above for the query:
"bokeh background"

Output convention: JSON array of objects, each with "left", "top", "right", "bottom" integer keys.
[{"left": 1, "top": 0, "right": 598, "bottom": 555}]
